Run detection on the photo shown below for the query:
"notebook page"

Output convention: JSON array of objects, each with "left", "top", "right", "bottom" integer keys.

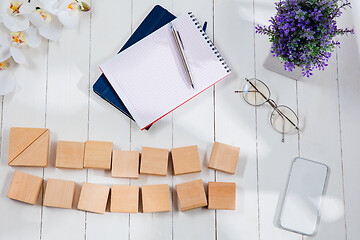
[{"left": 100, "top": 12, "right": 231, "bottom": 129}]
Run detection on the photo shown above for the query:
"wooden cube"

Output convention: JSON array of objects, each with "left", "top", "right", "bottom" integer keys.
[
  {"left": 56, "top": 141, "right": 85, "bottom": 169},
  {"left": 84, "top": 141, "right": 113, "bottom": 170},
  {"left": 77, "top": 182, "right": 110, "bottom": 214},
  {"left": 110, "top": 185, "right": 139, "bottom": 213},
  {"left": 8, "top": 127, "right": 50, "bottom": 167},
  {"left": 43, "top": 178, "right": 76, "bottom": 209},
  {"left": 171, "top": 145, "right": 201, "bottom": 175},
  {"left": 7, "top": 171, "right": 43, "bottom": 205},
  {"left": 208, "top": 142, "right": 240, "bottom": 174},
  {"left": 140, "top": 147, "right": 169, "bottom": 176},
  {"left": 208, "top": 182, "right": 236, "bottom": 210},
  {"left": 176, "top": 179, "right": 207, "bottom": 211},
  {"left": 112, "top": 150, "right": 139, "bottom": 178},
  {"left": 141, "top": 184, "right": 170, "bottom": 213}
]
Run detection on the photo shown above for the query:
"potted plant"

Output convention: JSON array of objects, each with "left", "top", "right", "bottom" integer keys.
[{"left": 256, "top": 0, "right": 354, "bottom": 77}]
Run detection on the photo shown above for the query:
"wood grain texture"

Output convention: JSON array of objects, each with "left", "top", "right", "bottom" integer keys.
[
  {"left": 42, "top": 4, "right": 90, "bottom": 238},
  {"left": 9, "top": 128, "right": 49, "bottom": 167},
  {"left": 208, "top": 182, "right": 236, "bottom": 210},
  {"left": 8, "top": 127, "right": 48, "bottom": 163},
  {"left": 110, "top": 185, "right": 139, "bottom": 213},
  {"left": 208, "top": 142, "right": 240, "bottom": 174},
  {"left": 141, "top": 184, "right": 171, "bottom": 213},
  {"left": 0, "top": 22, "right": 48, "bottom": 239},
  {"left": 43, "top": 178, "right": 76, "bottom": 209},
  {"left": 140, "top": 147, "right": 169, "bottom": 176},
  {"left": 171, "top": 145, "right": 201, "bottom": 175},
  {"left": 7, "top": 171, "right": 43, "bottom": 205},
  {"left": 55, "top": 141, "right": 85, "bottom": 169},
  {"left": 112, "top": 150, "right": 139, "bottom": 178},
  {"left": 84, "top": 140, "right": 113, "bottom": 170},
  {"left": 77, "top": 182, "right": 110, "bottom": 214},
  {"left": 171, "top": 0, "right": 216, "bottom": 238},
  {"left": 176, "top": 179, "right": 208, "bottom": 211}
]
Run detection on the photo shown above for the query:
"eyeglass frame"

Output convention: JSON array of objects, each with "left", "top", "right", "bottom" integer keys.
[{"left": 235, "top": 78, "right": 299, "bottom": 141}]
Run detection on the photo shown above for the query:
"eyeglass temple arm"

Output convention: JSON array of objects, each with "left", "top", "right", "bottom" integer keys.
[{"left": 244, "top": 78, "right": 300, "bottom": 131}]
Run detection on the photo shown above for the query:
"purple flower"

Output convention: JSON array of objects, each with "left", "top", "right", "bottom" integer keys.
[{"left": 255, "top": 0, "right": 354, "bottom": 77}]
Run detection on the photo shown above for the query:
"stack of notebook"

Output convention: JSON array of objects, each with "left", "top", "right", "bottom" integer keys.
[{"left": 94, "top": 5, "right": 231, "bottom": 130}]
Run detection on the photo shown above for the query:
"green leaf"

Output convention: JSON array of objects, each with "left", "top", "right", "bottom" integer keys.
[{"left": 79, "top": 2, "right": 91, "bottom": 12}]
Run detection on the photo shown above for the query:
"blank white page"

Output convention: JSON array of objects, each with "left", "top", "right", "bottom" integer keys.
[{"left": 100, "top": 12, "right": 231, "bottom": 129}]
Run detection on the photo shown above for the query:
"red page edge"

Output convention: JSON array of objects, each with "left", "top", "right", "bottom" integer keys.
[{"left": 99, "top": 65, "right": 232, "bottom": 131}]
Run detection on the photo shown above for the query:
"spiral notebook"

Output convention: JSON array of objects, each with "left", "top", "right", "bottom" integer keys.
[
  {"left": 93, "top": 5, "right": 176, "bottom": 128},
  {"left": 100, "top": 12, "right": 231, "bottom": 130}
]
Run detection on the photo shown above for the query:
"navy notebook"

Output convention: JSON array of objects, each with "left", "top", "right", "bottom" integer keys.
[{"left": 93, "top": 5, "right": 176, "bottom": 129}]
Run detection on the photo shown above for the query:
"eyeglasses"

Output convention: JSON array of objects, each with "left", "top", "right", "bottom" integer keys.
[{"left": 235, "top": 78, "right": 299, "bottom": 142}]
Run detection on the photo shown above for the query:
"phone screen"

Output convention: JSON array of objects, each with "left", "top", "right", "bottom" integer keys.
[{"left": 279, "top": 157, "right": 329, "bottom": 236}]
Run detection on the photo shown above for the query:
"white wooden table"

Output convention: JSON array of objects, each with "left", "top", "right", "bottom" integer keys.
[{"left": 1, "top": 0, "right": 359, "bottom": 239}]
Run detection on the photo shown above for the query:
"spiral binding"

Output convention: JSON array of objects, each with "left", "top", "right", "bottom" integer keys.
[{"left": 188, "top": 12, "right": 231, "bottom": 73}]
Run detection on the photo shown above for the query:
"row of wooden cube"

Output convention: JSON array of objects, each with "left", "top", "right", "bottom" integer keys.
[
  {"left": 8, "top": 171, "right": 236, "bottom": 214},
  {"left": 58, "top": 141, "right": 240, "bottom": 176},
  {"left": 8, "top": 127, "right": 240, "bottom": 176},
  {"left": 57, "top": 141, "right": 240, "bottom": 176}
]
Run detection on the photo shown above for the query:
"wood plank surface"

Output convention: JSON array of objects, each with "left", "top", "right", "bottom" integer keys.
[
  {"left": 41, "top": 8, "right": 90, "bottom": 239},
  {"left": 298, "top": 36, "right": 345, "bottom": 240},
  {"left": 86, "top": 0, "right": 132, "bottom": 239},
  {"left": 0, "top": 0, "right": 358, "bottom": 239},
  {"left": 337, "top": 3, "right": 360, "bottom": 240},
  {"left": 172, "top": 0, "right": 216, "bottom": 239},
  {"left": 0, "top": 29, "right": 48, "bottom": 240},
  {"left": 254, "top": 1, "right": 302, "bottom": 240},
  {"left": 214, "top": 0, "right": 259, "bottom": 239},
  {"left": 128, "top": 1, "right": 173, "bottom": 240}
]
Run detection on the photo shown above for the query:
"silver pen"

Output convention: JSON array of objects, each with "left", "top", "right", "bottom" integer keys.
[{"left": 170, "top": 22, "right": 194, "bottom": 89}]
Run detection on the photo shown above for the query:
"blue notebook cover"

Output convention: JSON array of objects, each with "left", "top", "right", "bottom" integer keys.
[{"left": 93, "top": 5, "right": 176, "bottom": 129}]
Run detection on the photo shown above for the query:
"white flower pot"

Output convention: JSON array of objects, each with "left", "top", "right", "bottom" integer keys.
[{"left": 263, "top": 51, "right": 303, "bottom": 80}]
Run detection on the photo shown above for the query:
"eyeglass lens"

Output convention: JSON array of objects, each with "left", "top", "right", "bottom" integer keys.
[
  {"left": 270, "top": 105, "right": 299, "bottom": 134},
  {"left": 242, "top": 78, "right": 270, "bottom": 106},
  {"left": 241, "top": 78, "right": 299, "bottom": 134}
]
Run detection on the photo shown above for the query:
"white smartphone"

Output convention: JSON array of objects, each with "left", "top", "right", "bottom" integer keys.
[{"left": 278, "top": 157, "right": 329, "bottom": 236}]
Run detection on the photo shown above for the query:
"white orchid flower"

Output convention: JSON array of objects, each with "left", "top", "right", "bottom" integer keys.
[
  {"left": 0, "top": 28, "right": 41, "bottom": 66},
  {"left": 0, "top": 0, "right": 91, "bottom": 96},
  {"left": 21, "top": 1, "right": 62, "bottom": 42},
  {"left": 57, "top": 0, "right": 82, "bottom": 29},
  {"left": 39, "top": 0, "right": 90, "bottom": 29},
  {"left": 37, "top": 0, "right": 62, "bottom": 15},
  {"left": 0, "top": 1, "right": 34, "bottom": 32},
  {"left": 0, "top": 59, "right": 16, "bottom": 96}
]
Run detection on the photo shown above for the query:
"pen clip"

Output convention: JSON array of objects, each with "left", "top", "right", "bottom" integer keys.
[{"left": 176, "top": 31, "right": 185, "bottom": 49}]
